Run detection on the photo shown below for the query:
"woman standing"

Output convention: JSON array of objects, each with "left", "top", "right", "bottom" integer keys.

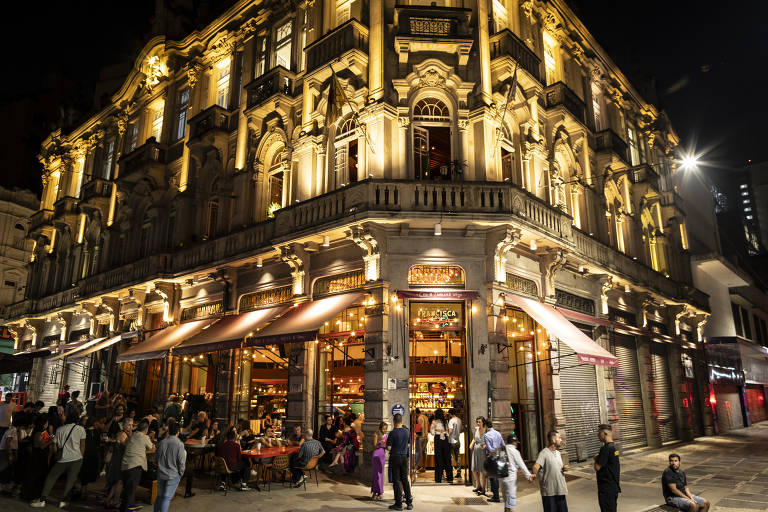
[
  {"left": 501, "top": 434, "right": 532, "bottom": 512},
  {"left": 370, "top": 422, "right": 388, "bottom": 500},
  {"left": 430, "top": 408, "right": 452, "bottom": 483},
  {"left": 470, "top": 417, "right": 487, "bottom": 495},
  {"left": 21, "top": 416, "right": 52, "bottom": 501},
  {"left": 104, "top": 418, "right": 132, "bottom": 509},
  {"left": 79, "top": 416, "right": 103, "bottom": 497}
]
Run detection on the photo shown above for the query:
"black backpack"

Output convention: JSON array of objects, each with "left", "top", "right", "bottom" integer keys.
[{"left": 484, "top": 446, "right": 510, "bottom": 478}]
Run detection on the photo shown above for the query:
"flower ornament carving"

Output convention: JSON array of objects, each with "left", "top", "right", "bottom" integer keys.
[
  {"left": 144, "top": 55, "right": 167, "bottom": 91},
  {"left": 418, "top": 70, "right": 446, "bottom": 88}
]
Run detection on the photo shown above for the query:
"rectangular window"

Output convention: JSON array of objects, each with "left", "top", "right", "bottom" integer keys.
[
  {"left": 544, "top": 43, "right": 556, "bottom": 85},
  {"left": 627, "top": 125, "right": 640, "bottom": 166},
  {"left": 275, "top": 21, "right": 293, "bottom": 70},
  {"left": 233, "top": 52, "right": 244, "bottom": 109},
  {"left": 492, "top": 0, "right": 508, "bottom": 32},
  {"left": 4, "top": 281, "right": 15, "bottom": 288},
  {"left": 755, "top": 314, "right": 764, "bottom": 343},
  {"left": 102, "top": 139, "right": 115, "bottom": 179},
  {"left": 176, "top": 89, "right": 189, "bottom": 140},
  {"left": 150, "top": 109, "right": 163, "bottom": 141},
  {"left": 206, "top": 201, "right": 219, "bottom": 239},
  {"left": 336, "top": 0, "right": 351, "bottom": 26},
  {"left": 255, "top": 37, "right": 268, "bottom": 78},
  {"left": 501, "top": 147, "right": 515, "bottom": 184},
  {"left": 592, "top": 95, "right": 602, "bottom": 131},
  {"left": 127, "top": 122, "right": 139, "bottom": 152},
  {"left": 216, "top": 61, "right": 231, "bottom": 108},
  {"left": 732, "top": 303, "right": 743, "bottom": 337},
  {"left": 741, "top": 307, "right": 752, "bottom": 339}
]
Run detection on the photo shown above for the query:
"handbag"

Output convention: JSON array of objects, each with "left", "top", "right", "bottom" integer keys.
[
  {"left": 54, "top": 424, "right": 76, "bottom": 463},
  {"left": 483, "top": 446, "right": 510, "bottom": 478}
]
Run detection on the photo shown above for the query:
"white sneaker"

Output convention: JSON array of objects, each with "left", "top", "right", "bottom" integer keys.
[
  {"left": 250, "top": 469, "right": 258, "bottom": 477},
  {"left": 59, "top": 502, "right": 68, "bottom": 509},
  {"left": 30, "top": 500, "right": 46, "bottom": 508}
]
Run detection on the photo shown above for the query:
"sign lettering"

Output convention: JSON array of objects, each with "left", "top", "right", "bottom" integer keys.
[
  {"left": 407, "top": 265, "right": 465, "bottom": 287},
  {"left": 313, "top": 270, "right": 365, "bottom": 297},
  {"left": 180, "top": 301, "right": 223, "bottom": 323},
  {"left": 409, "top": 302, "right": 464, "bottom": 328},
  {"left": 239, "top": 285, "right": 292, "bottom": 312}
]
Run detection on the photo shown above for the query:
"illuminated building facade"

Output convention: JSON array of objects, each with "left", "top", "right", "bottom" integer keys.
[{"left": 5, "top": 0, "right": 713, "bottom": 467}]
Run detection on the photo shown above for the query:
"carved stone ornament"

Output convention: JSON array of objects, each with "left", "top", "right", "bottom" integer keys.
[
  {"left": 458, "top": 118, "right": 469, "bottom": 130},
  {"left": 186, "top": 61, "right": 205, "bottom": 89},
  {"left": 418, "top": 70, "right": 446, "bottom": 89},
  {"left": 209, "top": 34, "right": 236, "bottom": 62},
  {"left": 238, "top": 18, "right": 258, "bottom": 38},
  {"left": 143, "top": 55, "right": 167, "bottom": 91},
  {"left": 520, "top": 0, "right": 534, "bottom": 21},
  {"left": 397, "top": 115, "right": 410, "bottom": 128}
]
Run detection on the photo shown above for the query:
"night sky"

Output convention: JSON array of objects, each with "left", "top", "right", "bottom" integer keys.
[{"left": 1, "top": 0, "right": 765, "bottom": 198}]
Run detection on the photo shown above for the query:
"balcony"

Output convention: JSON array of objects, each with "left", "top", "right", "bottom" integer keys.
[
  {"left": 82, "top": 178, "right": 112, "bottom": 202},
  {"left": 544, "top": 82, "right": 588, "bottom": 126},
  {"left": 394, "top": 5, "right": 473, "bottom": 67},
  {"left": 305, "top": 20, "right": 369, "bottom": 75},
  {"left": 489, "top": 29, "right": 542, "bottom": 83},
  {"left": 29, "top": 209, "right": 54, "bottom": 235},
  {"left": 628, "top": 164, "right": 660, "bottom": 190},
  {"left": 188, "top": 105, "right": 236, "bottom": 142},
  {"left": 52, "top": 196, "right": 80, "bottom": 231},
  {"left": 245, "top": 66, "right": 296, "bottom": 110},
  {"left": 118, "top": 140, "right": 167, "bottom": 184},
  {"left": 594, "top": 129, "right": 628, "bottom": 165}
]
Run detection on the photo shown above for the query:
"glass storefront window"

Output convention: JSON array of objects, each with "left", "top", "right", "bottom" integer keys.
[{"left": 248, "top": 343, "right": 289, "bottom": 435}]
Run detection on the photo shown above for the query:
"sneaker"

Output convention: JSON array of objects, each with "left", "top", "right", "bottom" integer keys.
[
  {"left": 388, "top": 505, "right": 403, "bottom": 511},
  {"left": 217, "top": 483, "right": 227, "bottom": 491},
  {"left": 30, "top": 500, "right": 46, "bottom": 508},
  {"left": 296, "top": 475, "right": 306, "bottom": 485},
  {"left": 488, "top": 497, "right": 501, "bottom": 503},
  {"left": 406, "top": 505, "right": 413, "bottom": 510},
  {"left": 128, "top": 506, "right": 143, "bottom": 511},
  {"left": 239, "top": 484, "right": 250, "bottom": 491},
  {"left": 59, "top": 502, "right": 69, "bottom": 509},
  {"left": 250, "top": 469, "right": 258, "bottom": 477}
]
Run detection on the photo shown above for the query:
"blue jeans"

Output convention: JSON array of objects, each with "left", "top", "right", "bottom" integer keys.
[{"left": 154, "top": 476, "right": 181, "bottom": 512}]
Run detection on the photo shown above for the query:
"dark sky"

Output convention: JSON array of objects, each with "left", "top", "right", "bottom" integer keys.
[{"left": 1, "top": 0, "right": 765, "bottom": 198}]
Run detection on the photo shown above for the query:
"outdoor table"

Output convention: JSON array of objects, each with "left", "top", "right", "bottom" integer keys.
[
  {"left": 183, "top": 441, "right": 215, "bottom": 497},
  {"left": 243, "top": 445, "right": 300, "bottom": 489}
]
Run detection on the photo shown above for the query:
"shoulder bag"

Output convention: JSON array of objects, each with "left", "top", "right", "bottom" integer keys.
[{"left": 54, "top": 424, "right": 76, "bottom": 463}]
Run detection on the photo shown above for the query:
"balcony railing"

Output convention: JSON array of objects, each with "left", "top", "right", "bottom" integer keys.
[
  {"left": 394, "top": 5, "right": 472, "bottom": 38},
  {"left": 544, "top": 82, "right": 587, "bottom": 126},
  {"left": 118, "top": 140, "right": 166, "bottom": 177},
  {"left": 305, "top": 20, "right": 369, "bottom": 74},
  {"left": 628, "top": 164, "right": 660, "bottom": 189},
  {"left": 245, "top": 66, "right": 296, "bottom": 109},
  {"left": 29, "top": 209, "right": 54, "bottom": 232},
  {"left": 594, "top": 129, "right": 628, "bottom": 163},
  {"left": 53, "top": 196, "right": 79, "bottom": 220},
  {"left": 188, "top": 105, "right": 236, "bottom": 141},
  {"left": 489, "top": 29, "right": 542, "bottom": 83},
  {"left": 166, "top": 141, "right": 185, "bottom": 163},
  {"left": 81, "top": 178, "right": 112, "bottom": 202}
]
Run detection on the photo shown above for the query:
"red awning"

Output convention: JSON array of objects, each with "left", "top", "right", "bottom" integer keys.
[
  {"left": 507, "top": 294, "right": 618, "bottom": 367},
  {"left": 250, "top": 293, "right": 365, "bottom": 346},
  {"left": 174, "top": 306, "right": 291, "bottom": 356},
  {"left": 116, "top": 319, "right": 217, "bottom": 362}
]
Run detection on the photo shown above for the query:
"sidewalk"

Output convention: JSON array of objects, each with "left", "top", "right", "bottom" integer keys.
[{"left": 1, "top": 422, "right": 767, "bottom": 512}]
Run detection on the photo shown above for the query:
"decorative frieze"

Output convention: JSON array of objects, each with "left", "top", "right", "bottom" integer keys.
[
  {"left": 180, "top": 301, "right": 223, "bottom": 322},
  {"left": 505, "top": 273, "right": 538, "bottom": 297},
  {"left": 555, "top": 288, "right": 595, "bottom": 316},
  {"left": 239, "top": 285, "right": 293, "bottom": 312}
]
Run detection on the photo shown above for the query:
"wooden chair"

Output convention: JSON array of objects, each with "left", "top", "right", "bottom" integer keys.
[
  {"left": 263, "top": 454, "right": 291, "bottom": 491},
  {"left": 299, "top": 455, "right": 321, "bottom": 491},
  {"left": 211, "top": 456, "right": 237, "bottom": 495}
]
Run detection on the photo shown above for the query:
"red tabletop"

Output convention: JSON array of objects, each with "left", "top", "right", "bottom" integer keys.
[{"left": 243, "top": 445, "right": 300, "bottom": 460}]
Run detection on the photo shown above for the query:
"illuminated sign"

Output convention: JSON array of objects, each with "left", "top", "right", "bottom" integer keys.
[
  {"left": 407, "top": 265, "right": 465, "bottom": 287},
  {"left": 0, "top": 327, "right": 13, "bottom": 340},
  {"left": 409, "top": 302, "right": 464, "bottom": 329},
  {"left": 239, "top": 286, "right": 292, "bottom": 312},
  {"left": 313, "top": 270, "right": 365, "bottom": 297},
  {"left": 180, "top": 301, "right": 223, "bottom": 323}
]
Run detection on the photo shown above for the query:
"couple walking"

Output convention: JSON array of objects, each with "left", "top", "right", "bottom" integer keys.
[{"left": 371, "top": 413, "right": 413, "bottom": 511}]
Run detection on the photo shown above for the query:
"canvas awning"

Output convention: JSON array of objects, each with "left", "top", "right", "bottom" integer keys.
[
  {"left": 51, "top": 337, "right": 106, "bottom": 361},
  {"left": 116, "top": 319, "right": 217, "bottom": 363},
  {"left": 249, "top": 293, "right": 365, "bottom": 346},
  {"left": 174, "top": 306, "right": 291, "bottom": 356},
  {"left": 507, "top": 294, "right": 618, "bottom": 367}
]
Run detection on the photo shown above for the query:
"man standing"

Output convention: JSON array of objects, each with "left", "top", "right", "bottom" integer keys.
[
  {"left": 413, "top": 409, "right": 428, "bottom": 473},
  {"left": 447, "top": 409, "right": 463, "bottom": 480},
  {"left": 661, "top": 454, "right": 709, "bottom": 511},
  {"left": 290, "top": 430, "right": 324, "bottom": 487},
  {"left": 531, "top": 430, "right": 569, "bottom": 512},
  {"left": 0, "top": 394, "right": 14, "bottom": 440},
  {"left": 154, "top": 420, "right": 186, "bottom": 512},
  {"left": 386, "top": 413, "right": 413, "bottom": 511},
  {"left": 594, "top": 424, "right": 620, "bottom": 512},
  {"left": 120, "top": 419, "right": 155, "bottom": 512},
  {"left": 483, "top": 419, "right": 504, "bottom": 503}
]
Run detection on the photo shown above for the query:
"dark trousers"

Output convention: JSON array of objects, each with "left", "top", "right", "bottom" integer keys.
[
  {"left": 489, "top": 476, "right": 499, "bottom": 499},
  {"left": 450, "top": 442, "right": 461, "bottom": 474},
  {"left": 433, "top": 438, "right": 452, "bottom": 482},
  {"left": 542, "top": 494, "right": 569, "bottom": 512},
  {"left": 598, "top": 491, "right": 618, "bottom": 512},
  {"left": 119, "top": 466, "right": 143, "bottom": 512},
  {"left": 290, "top": 454, "right": 305, "bottom": 482},
  {"left": 390, "top": 454, "right": 412, "bottom": 507},
  {"left": 231, "top": 460, "right": 249, "bottom": 484}
]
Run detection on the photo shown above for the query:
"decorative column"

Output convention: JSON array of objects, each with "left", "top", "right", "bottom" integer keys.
[
  {"left": 476, "top": 0, "right": 493, "bottom": 105},
  {"left": 368, "top": 0, "right": 384, "bottom": 102}
]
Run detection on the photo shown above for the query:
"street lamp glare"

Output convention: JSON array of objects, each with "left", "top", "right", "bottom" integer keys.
[{"left": 681, "top": 155, "right": 698, "bottom": 170}]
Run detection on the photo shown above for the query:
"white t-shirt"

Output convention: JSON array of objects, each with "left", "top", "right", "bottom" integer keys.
[
  {"left": 448, "top": 416, "right": 462, "bottom": 444},
  {"left": 55, "top": 424, "right": 86, "bottom": 463},
  {"left": 0, "top": 402, "right": 14, "bottom": 427}
]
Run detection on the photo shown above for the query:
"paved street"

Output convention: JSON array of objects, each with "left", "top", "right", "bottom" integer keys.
[{"left": 2, "top": 422, "right": 767, "bottom": 512}]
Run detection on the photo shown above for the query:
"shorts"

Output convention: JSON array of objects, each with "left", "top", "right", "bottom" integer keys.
[{"left": 667, "top": 495, "right": 706, "bottom": 510}]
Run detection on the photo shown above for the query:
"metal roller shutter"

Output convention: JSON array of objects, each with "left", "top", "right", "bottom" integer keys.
[
  {"left": 612, "top": 334, "right": 647, "bottom": 450},
  {"left": 560, "top": 343, "right": 602, "bottom": 462},
  {"left": 38, "top": 357, "right": 64, "bottom": 407},
  {"left": 65, "top": 356, "right": 89, "bottom": 402},
  {"left": 650, "top": 342, "right": 677, "bottom": 442},
  {"left": 714, "top": 384, "right": 744, "bottom": 431},
  {"left": 746, "top": 385, "right": 767, "bottom": 424}
]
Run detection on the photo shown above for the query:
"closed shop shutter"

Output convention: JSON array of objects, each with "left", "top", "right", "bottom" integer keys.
[
  {"left": 65, "top": 356, "right": 89, "bottom": 402},
  {"left": 650, "top": 342, "right": 677, "bottom": 442},
  {"left": 612, "top": 334, "right": 647, "bottom": 450},
  {"left": 38, "top": 357, "right": 64, "bottom": 407},
  {"left": 714, "top": 384, "right": 744, "bottom": 431},
  {"left": 746, "top": 385, "right": 767, "bottom": 424},
  {"left": 560, "top": 343, "right": 602, "bottom": 462}
]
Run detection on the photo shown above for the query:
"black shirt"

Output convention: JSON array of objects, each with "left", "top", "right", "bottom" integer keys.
[
  {"left": 596, "top": 442, "right": 621, "bottom": 493},
  {"left": 386, "top": 426, "right": 410, "bottom": 455},
  {"left": 661, "top": 467, "right": 687, "bottom": 499}
]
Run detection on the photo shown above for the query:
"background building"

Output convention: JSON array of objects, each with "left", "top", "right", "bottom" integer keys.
[{"left": 3, "top": 0, "right": 712, "bottom": 474}]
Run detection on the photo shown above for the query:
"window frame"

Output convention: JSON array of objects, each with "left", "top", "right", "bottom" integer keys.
[
  {"left": 175, "top": 88, "right": 190, "bottom": 141},
  {"left": 274, "top": 20, "right": 294, "bottom": 70}
]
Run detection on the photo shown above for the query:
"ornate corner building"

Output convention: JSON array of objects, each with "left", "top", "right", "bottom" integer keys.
[{"left": 4, "top": 0, "right": 714, "bottom": 467}]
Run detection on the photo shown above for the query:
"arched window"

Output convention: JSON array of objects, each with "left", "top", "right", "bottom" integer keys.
[
  {"left": 411, "top": 97, "right": 452, "bottom": 180},
  {"left": 268, "top": 151, "right": 285, "bottom": 217},
  {"left": 334, "top": 116, "right": 359, "bottom": 186}
]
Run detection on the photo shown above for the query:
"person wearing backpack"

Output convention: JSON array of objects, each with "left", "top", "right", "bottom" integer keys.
[
  {"left": 31, "top": 410, "right": 86, "bottom": 509},
  {"left": 501, "top": 434, "right": 533, "bottom": 512}
]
